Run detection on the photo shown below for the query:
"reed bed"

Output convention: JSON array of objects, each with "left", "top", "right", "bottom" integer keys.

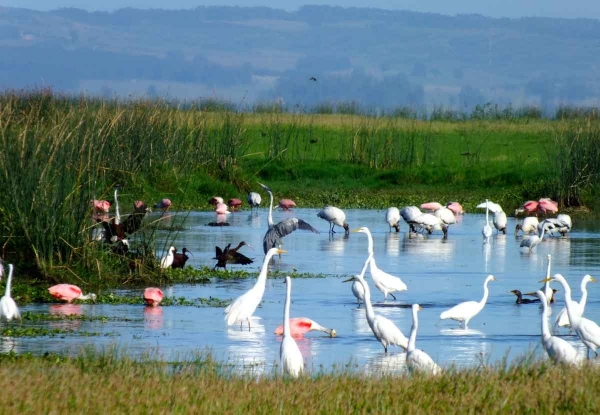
[{"left": 0, "top": 350, "right": 599, "bottom": 413}]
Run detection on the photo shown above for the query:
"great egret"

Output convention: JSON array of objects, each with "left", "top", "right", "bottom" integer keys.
[
  {"left": 224, "top": 247, "right": 286, "bottom": 330},
  {"left": 227, "top": 198, "right": 243, "bottom": 211},
  {"left": 317, "top": 206, "right": 350, "bottom": 235},
  {"left": 274, "top": 317, "right": 337, "bottom": 337},
  {"left": 0, "top": 264, "right": 20, "bottom": 322},
  {"left": 343, "top": 273, "right": 408, "bottom": 352},
  {"left": 520, "top": 223, "right": 547, "bottom": 252},
  {"left": 172, "top": 248, "right": 193, "bottom": 269},
  {"left": 553, "top": 274, "right": 596, "bottom": 331},
  {"left": 113, "top": 184, "right": 121, "bottom": 225},
  {"left": 480, "top": 199, "right": 493, "bottom": 244},
  {"left": 160, "top": 246, "right": 176, "bottom": 269},
  {"left": 407, "top": 304, "right": 441, "bottom": 375},
  {"left": 213, "top": 242, "right": 254, "bottom": 270},
  {"left": 48, "top": 284, "right": 97, "bottom": 303},
  {"left": 352, "top": 227, "right": 408, "bottom": 300},
  {"left": 259, "top": 183, "right": 319, "bottom": 253},
  {"left": 247, "top": 191, "right": 262, "bottom": 213},
  {"left": 509, "top": 289, "right": 540, "bottom": 304},
  {"left": 536, "top": 290, "right": 580, "bottom": 365},
  {"left": 143, "top": 287, "right": 164, "bottom": 307},
  {"left": 440, "top": 275, "right": 496, "bottom": 328},
  {"left": 385, "top": 207, "right": 401, "bottom": 232},
  {"left": 280, "top": 276, "right": 304, "bottom": 377},
  {"left": 542, "top": 273, "right": 600, "bottom": 358},
  {"left": 348, "top": 254, "right": 371, "bottom": 307},
  {"left": 515, "top": 217, "right": 540, "bottom": 236}
]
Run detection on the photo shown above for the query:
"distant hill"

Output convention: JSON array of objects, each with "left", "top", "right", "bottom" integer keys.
[{"left": 1, "top": 5, "right": 600, "bottom": 111}]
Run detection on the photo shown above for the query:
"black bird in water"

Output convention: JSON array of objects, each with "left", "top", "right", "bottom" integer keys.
[
  {"left": 509, "top": 289, "right": 541, "bottom": 304},
  {"left": 213, "top": 241, "right": 254, "bottom": 270},
  {"left": 172, "top": 248, "right": 192, "bottom": 269},
  {"left": 309, "top": 76, "right": 317, "bottom": 81}
]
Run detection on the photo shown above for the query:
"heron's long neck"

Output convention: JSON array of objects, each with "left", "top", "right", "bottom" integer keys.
[
  {"left": 408, "top": 308, "right": 418, "bottom": 352},
  {"left": 256, "top": 250, "right": 275, "bottom": 291},
  {"left": 540, "top": 296, "right": 551, "bottom": 341},
  {"left": 365, "top": 231, "right": 374, "bottom": 256},
  {"left": 485, "top": 203, "right": 489, "bottom": 225},
  {"left": 283, "top": 280, "right": 292, "bottom": 337},
  {"left": 5, "top": 265, "right": 13, "bottom": 296},
  {"left": 559, "top": 279, "right": 580, "bottom": 327},
  {"left": 359, "top": 254, "right": 371, "bottom": 278},
  {"left": 480, "top": 279, "right": 491, "bottom": 306},
  {"left": 359, "top": 278, "right": 375, "bottom": 323},
  {"left": 579, "top": 282, "right": 589, "bottom": 309},
  {"left": 267, "top": 190, "right": 274, "bottom": 228},
  {"left": 114, "top": 189, "right": 121, "bottom": 224}
]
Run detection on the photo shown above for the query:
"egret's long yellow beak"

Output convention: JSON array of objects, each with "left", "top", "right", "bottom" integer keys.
[
  {"left": 417, "top": 305, "right": 423, "bottom": 311},
  {"left": 351, "top": 228, "right": 363, "bottom": 233},
  {"left": 276, "top": 249, "right": 287, "bottom": 254},
  {"left": 539, "top": 277, "right": 552, "bottom": 283},
  {"left": 591, "top": 277, "right": 598, "bottom": 283}
]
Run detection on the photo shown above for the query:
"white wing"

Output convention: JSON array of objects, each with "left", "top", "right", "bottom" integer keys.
[{"left": 476, "top": 201, "right": 503, "bottom": 213}]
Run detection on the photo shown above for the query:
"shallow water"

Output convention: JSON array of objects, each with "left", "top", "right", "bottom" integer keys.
[{"left": 10, "top": 208, "right": 600, "bottom": 374}]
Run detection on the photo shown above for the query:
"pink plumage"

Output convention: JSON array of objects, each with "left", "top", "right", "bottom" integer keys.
[
  {"left": 215, "top": 202, "right": 230, "bottom": 214},
  {"left": 227, "top": 198, "right": 243, "bottom": 211},
  {"left": 278, "top": 199, "right": 296, "bottom": 210},
  {"left": 208, "top": 196, "right": 224, "bottom": 206},
  {"left": 273, "top": 317, "right": 336, "bottom": 338},
  {"left": 143, "top": 287, "right": 164, "bottom": 307},
  {"left": 520, "top": 200, "right": 539, "bottom": 215},
  {"left": 537, "top": 198, "right": 558, "bottom": 214},
  {"left": 445, "top": 202, "right": 463, "bottom": 215},
  {"left": 92, "top": 200, "right": 111, "bottom": 213},
  {"left": 420, "top": 202, "right": 443, "bottom": 212},
  {"left": 48, "top": 284, "right": 83, "bottom": 303},
  {"left": 154, "top": 198, "right": 172, "bottom": 210}
]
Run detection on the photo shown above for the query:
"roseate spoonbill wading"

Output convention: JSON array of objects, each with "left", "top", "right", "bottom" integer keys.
[
  {"left": 0, "top": 264, "right": 20, "bottom": 322},
  {"left": 553, "top": 274, "right": 596, "bottom": 332},
  {"left": 317, "top": 206, "right": 350, "bottom": 235},
  {"left": 385, "top": 207, "right": 400, "bottom": 232},
  {"left": 258, "top": 183, "right": 319, "bottom": 254},
  {"left": 48, "top": 284, "right": 97, "bottom": 303},
  {"left": 280, "top": 276, "right": 304, "bottom": 377},
  {"left": 144, "top": 287, "right": 164, "bottom": 307},
  {"left": 536, "top": 290, "right": 580, "bottom": 365},
  {"left": 274, "top": 317, "right": 337, "bottom": 337},
  {"left": 343, "top": 273, "right": 408, "bottom": 352},
  {"left": 407, "top": 304, "right": 441, "bottom": 375},
  {"left": 213, "top": 242, "right": 254, "bottom": 270},
  {"left": 278, "top": 199, "right": 296, "bottom": 210},
  {"left": 439, "top": 275, "right": 496, "bottom": 329},
  {"left": 227, "top": 198, "right": 243, "bottom": 211},
  {"left": 247, "top": 192, "right": 262, "bottom": 213},
  {"left": 224, "top": 248, "right": 286, "bottom": 330},
  {"left": 215, "top": 202, "right": 230, "bottom": 215}
]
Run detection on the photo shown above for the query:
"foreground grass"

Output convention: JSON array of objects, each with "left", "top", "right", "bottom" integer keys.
[{"left": 0, "top": 351, "right": 599, "bottom": 413}]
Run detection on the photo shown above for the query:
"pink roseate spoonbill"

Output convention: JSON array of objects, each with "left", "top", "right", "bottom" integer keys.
[
  {"left": 445, "top": 202, "right": 463, "bottom": 215},
  {"left": 515, "top": 217, "right": 540, "bottom": 236},
  {"left": 515, "top": 200, "right": 539, "bottom": 216},
  {"left": 160, "top": 246, "right": 176, "bottom": 269},
  {"left": 247, "top": 191, "right": 262, "bottom": 213},
  {"left": 0, "top": 264, "right": 20, "bottom": 322},
  {"left": 227, "top": 198, "right": 243, "bottom": 211},
  {"left": 143, "top": 287, "right": 164, "bottom": 307},
  {"left": 208, "top": 196, "right": 224, "bottom": 207},
  {"left": 215, "top": 202, "right": 230, "bottom": 215},
  {"left": 274, "top": 317, "right": 337, "bottom": 337},
  {"left": 259, "top": 183, "right": 319, "bottom": 254},
  {"left": 420, "top": 202, "right": 443, "bottom": 212},
  {"left": 538, "top": 198, "right": 559, "bottom": 215},
  {"left": 440, "top": 275, "right": 496, "bottom": 329},
  {"left": 172, "top": 248, "right": 193, "bottom": 269},
  {"left": 92, "top": 199, "right": 111, "bottom": 214},
  {"left": 385, "top": 207, "right": 400, "bottom": 232},
  {"left": 280, "top": 276, "right": 304, "bottom": 377},
  {"left": 317, "top": 206, "right": 350, "bottom": 235},
  {"left": 213, "top": 242, "right": 254, "bottom": 270},
  {"left": 154, "top": 198, "right": 172, "bottom": 211},
  {"left": 279, "top": 199, "right": 296, "bottom": 210},
  {"left": 48, "top": 284, "right": 97, "bottom": 303}
]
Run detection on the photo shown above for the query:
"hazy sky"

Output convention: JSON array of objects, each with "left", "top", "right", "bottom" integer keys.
[{"left": 1, "top": 0, "right": 597, "bottom": 20}]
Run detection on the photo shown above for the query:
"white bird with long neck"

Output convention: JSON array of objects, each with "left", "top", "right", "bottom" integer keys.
[
  {"left": 348, "top": 254, "right": 372, "bottom": 307},
  {"left": 343, "top": 272, "right": 408, "bottom": 352},
  {"left": 352, "top": 227, "right": 407, "bottom": 301},
  {"left": 224, "top": 248, "right": 286, "bottom": 330},
  {"left": 520, "top": 223, "right": 547, "bottom": 253},
  {"left": 482, "top": 199, "right": 493, "bottom": 244},
  {"left": 280, "top": 276, "right": 304, "bottom": 377},
  {"left": 440, "top": 275, "right": 496, "bottom": 328},
  {"left": 542, "top": 273, "right": 600, "bottom": 358},
  {"left": 113, "top": 185, "right": 121, "bottom": 225},
  {"left": 159, "top": 246, "right": 176, "bottom": 269},
  {"left": 553, "top": 274, "right": 596, "bottom": 331},
  {"left": 407, "top": 304, "right": 441, "bottom": 375},
  {"left": 536, "top": 290, "right": 580, "bottom": 365},
  {"left": 0, "top": 264, "right": 20, "bottom": 322}
]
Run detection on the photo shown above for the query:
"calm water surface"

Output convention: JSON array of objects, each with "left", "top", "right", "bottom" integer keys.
[{"left": 10, "top": 208, "right": 600, "bottom": 374}]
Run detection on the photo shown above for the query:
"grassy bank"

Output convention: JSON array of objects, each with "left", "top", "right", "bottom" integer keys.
[
  {"left": 0, "top": 350, "right": 599, "bottom": 413},
  {"left": 1, "top": 91, "right": 600, "bottom": 284}
]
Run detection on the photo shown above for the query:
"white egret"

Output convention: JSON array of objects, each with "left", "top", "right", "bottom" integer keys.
[
  {"left": 317, "top": 206, "right": 350, "bottom": 235},
  {"left": 440, "top": 275, "right": 496, "bottom": 328},
  {"left": 480, "top": 199, "right": 493, "bottom": 244},
  {"left": 520, "top": 223, "right": 547, "bottom": 252},
  {"left": 159, "top": 246, "right": 176, "bottom": 269},
  {"left": 524, "top": 254, "right": 556, "bottom": 305},
  {"left": 542, "top": 273, "right": 600, "bottom": 358},
  {"left": 407, "top": 304, "right": 442, "bottom": 375},
  {"left": 385, "top": 207, "right": 401, "bottom": 232},
  {"left": 247, "top": 191, "right": 262, "bottom": 213},
  {"left": 113, "top": 184, "right": 122, "bottom": 225},
  {"left": 224, "top": 247, "right": 286, "bottom": 330},
  {"left": 348, "top": 254, "right": 371, "bottom": 307},
  {"left": 536, "top": 290, "right": 580, "bottom": 365},
  {"left": 515, "top": 217, "right": 540, "bottom": 236},
  {"left": 343, "top": 273, "right": 408, "bottom": 352},
  {"left": 553, "top": 274, "right": 596, "bottom": 331},
  {"left": 259, "top": 183, "right": 319, "bottom": 253},
  {"left": 280, "top": 276, "right": 304, "bottom": 377},
  {"left": 0, "top": 264, "right": 20, "bottom": 322},
  {"left": 352, "top": 227, "right": 408, "bottom": 300}
]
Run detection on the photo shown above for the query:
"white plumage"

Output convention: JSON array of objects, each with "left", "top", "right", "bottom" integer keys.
[
  {"left": 399, "top": 205, "right": 423, "bottom": 233},
  {"left": 554, "top": 274, "right": 596, "bottom": 331},
  {"left": 515, "top": 217, "right": 540, "bottom": 236},
  {"left": 536, "top": 290, "right": 580, "bottom": 365},
  {"left": 247, "top": 191, "right": 262, "bottom": 213},
  {"left": 407, "top": 304, "right": 442, "bottom": 375},
  {"left": 317, "top": 205, "right": 349, "bottom": 234},
  {"left": 160, "top": 246, "right": 176, "bottom": 269},
  {"left": 349, "top": 255, "right": 371, "bottom": 307},
  {"left": 0, "top": 264, "right": 20, "bottom": 322},
  {"left": 493, "top": 210, "right": 507, "bottom": 234},
  {"left": 543, "top": 214, "right": 573, "bottom": 237},
  {"left": 481, "top": 199, "right": 493, "bottom": 244},
  {"left": 440, "top": 275, "right": 496, "bottom": 328},
  {"left": 385, "top": 207, "right": 401, "bottom": 232},
  {"left": 280, "top": 276, "right": 304, "bottom": 377}
]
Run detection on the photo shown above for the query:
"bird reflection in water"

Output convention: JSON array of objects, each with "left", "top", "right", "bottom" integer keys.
[
  {"left": 144, "top": 306, "right": 164, "bottom": 330},
  {"left": 385, "top": 232, "right": 400, "bottom": 257},
  {"left": 364, "top": 352, "right": 407, "bottom": 376},
  {"left": 48, "top": 304, "right": 83, "bottom": 330},
  {"left": 226, "top": 320, "right": 268, "bottom": 375}
]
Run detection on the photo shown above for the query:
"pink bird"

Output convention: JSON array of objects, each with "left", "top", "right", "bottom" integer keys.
[
  {"left": 215, "top": 202, "right": 230, "bottom": 215},
  {"left": 420, "top": 202, "right": 443, "bottom": 212},
  {"left": 143, "top": 287, "right": 164, "bottom": 307},
  {"left": 518, "top": 200, "right": 539, "bottom": 215},
  {"left": 278, "top": 199, "right": 297, "bottom": 210},
  {"left": 227, "top": 198, "right": 243, "bottom": 211},
  {"left": 537, "top": 198, "right": 558, "bottom": 214},
  {"left": 154, "top": 198, "right": 172, "bottom": 211},
  {"left": 48, "top": 284, "right": 97, "bottom": 303},
  {"left": 445, "top": 202, "right": 464, "bottom": 215},
  {"left": 208, "top": 196, "right": 224, "bottom": 206},
  {"left": 92, "top": 200, "right": 111, "bottom": 213},
  {"left": 274, "top": 317, "right": 337, "bottom": 337}
]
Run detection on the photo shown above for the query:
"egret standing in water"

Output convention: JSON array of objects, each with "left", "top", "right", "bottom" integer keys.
[
  {"left": 224, "top": 248, "right": 286, "bottom": 330},
  {"left": 343, "top": 273, "right": 408, "bottom": 352},
  {"left": 479, "top": 199, "right": 493, "bottom": 244},
  {"left": 280, "top": 276, "right": 304, "bottom": 377},
  {"left": 440, "top": 275, "right": 496, "bottom": 329},
  {"left": 407, "top": 304, "right": 441, "bottom": 375},
  {"left": 536, "top": 290, "right": 580, "bottom": 365},
  {"left": 160, "top": 246, "right": 176, "bottom": 269},
  {"left": 0, "top": 264, "right": 20, "bottom": 322},
  {"left": 348, "top": 254, "right": 371, "bottom": 307},
  {"left": 553, "top": 274, "right": 596, "bottom": 332}
]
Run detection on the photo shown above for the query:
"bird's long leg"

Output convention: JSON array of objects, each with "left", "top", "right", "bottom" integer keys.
[
  {"left": 390, "top": 292, "right": 397, "bottom": 301},
  {"left": 247, "top": 318, "right": 251, "bottom": 332},
  {"left": 330, "top": 222, "right": 335, "bottom": 234}
]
